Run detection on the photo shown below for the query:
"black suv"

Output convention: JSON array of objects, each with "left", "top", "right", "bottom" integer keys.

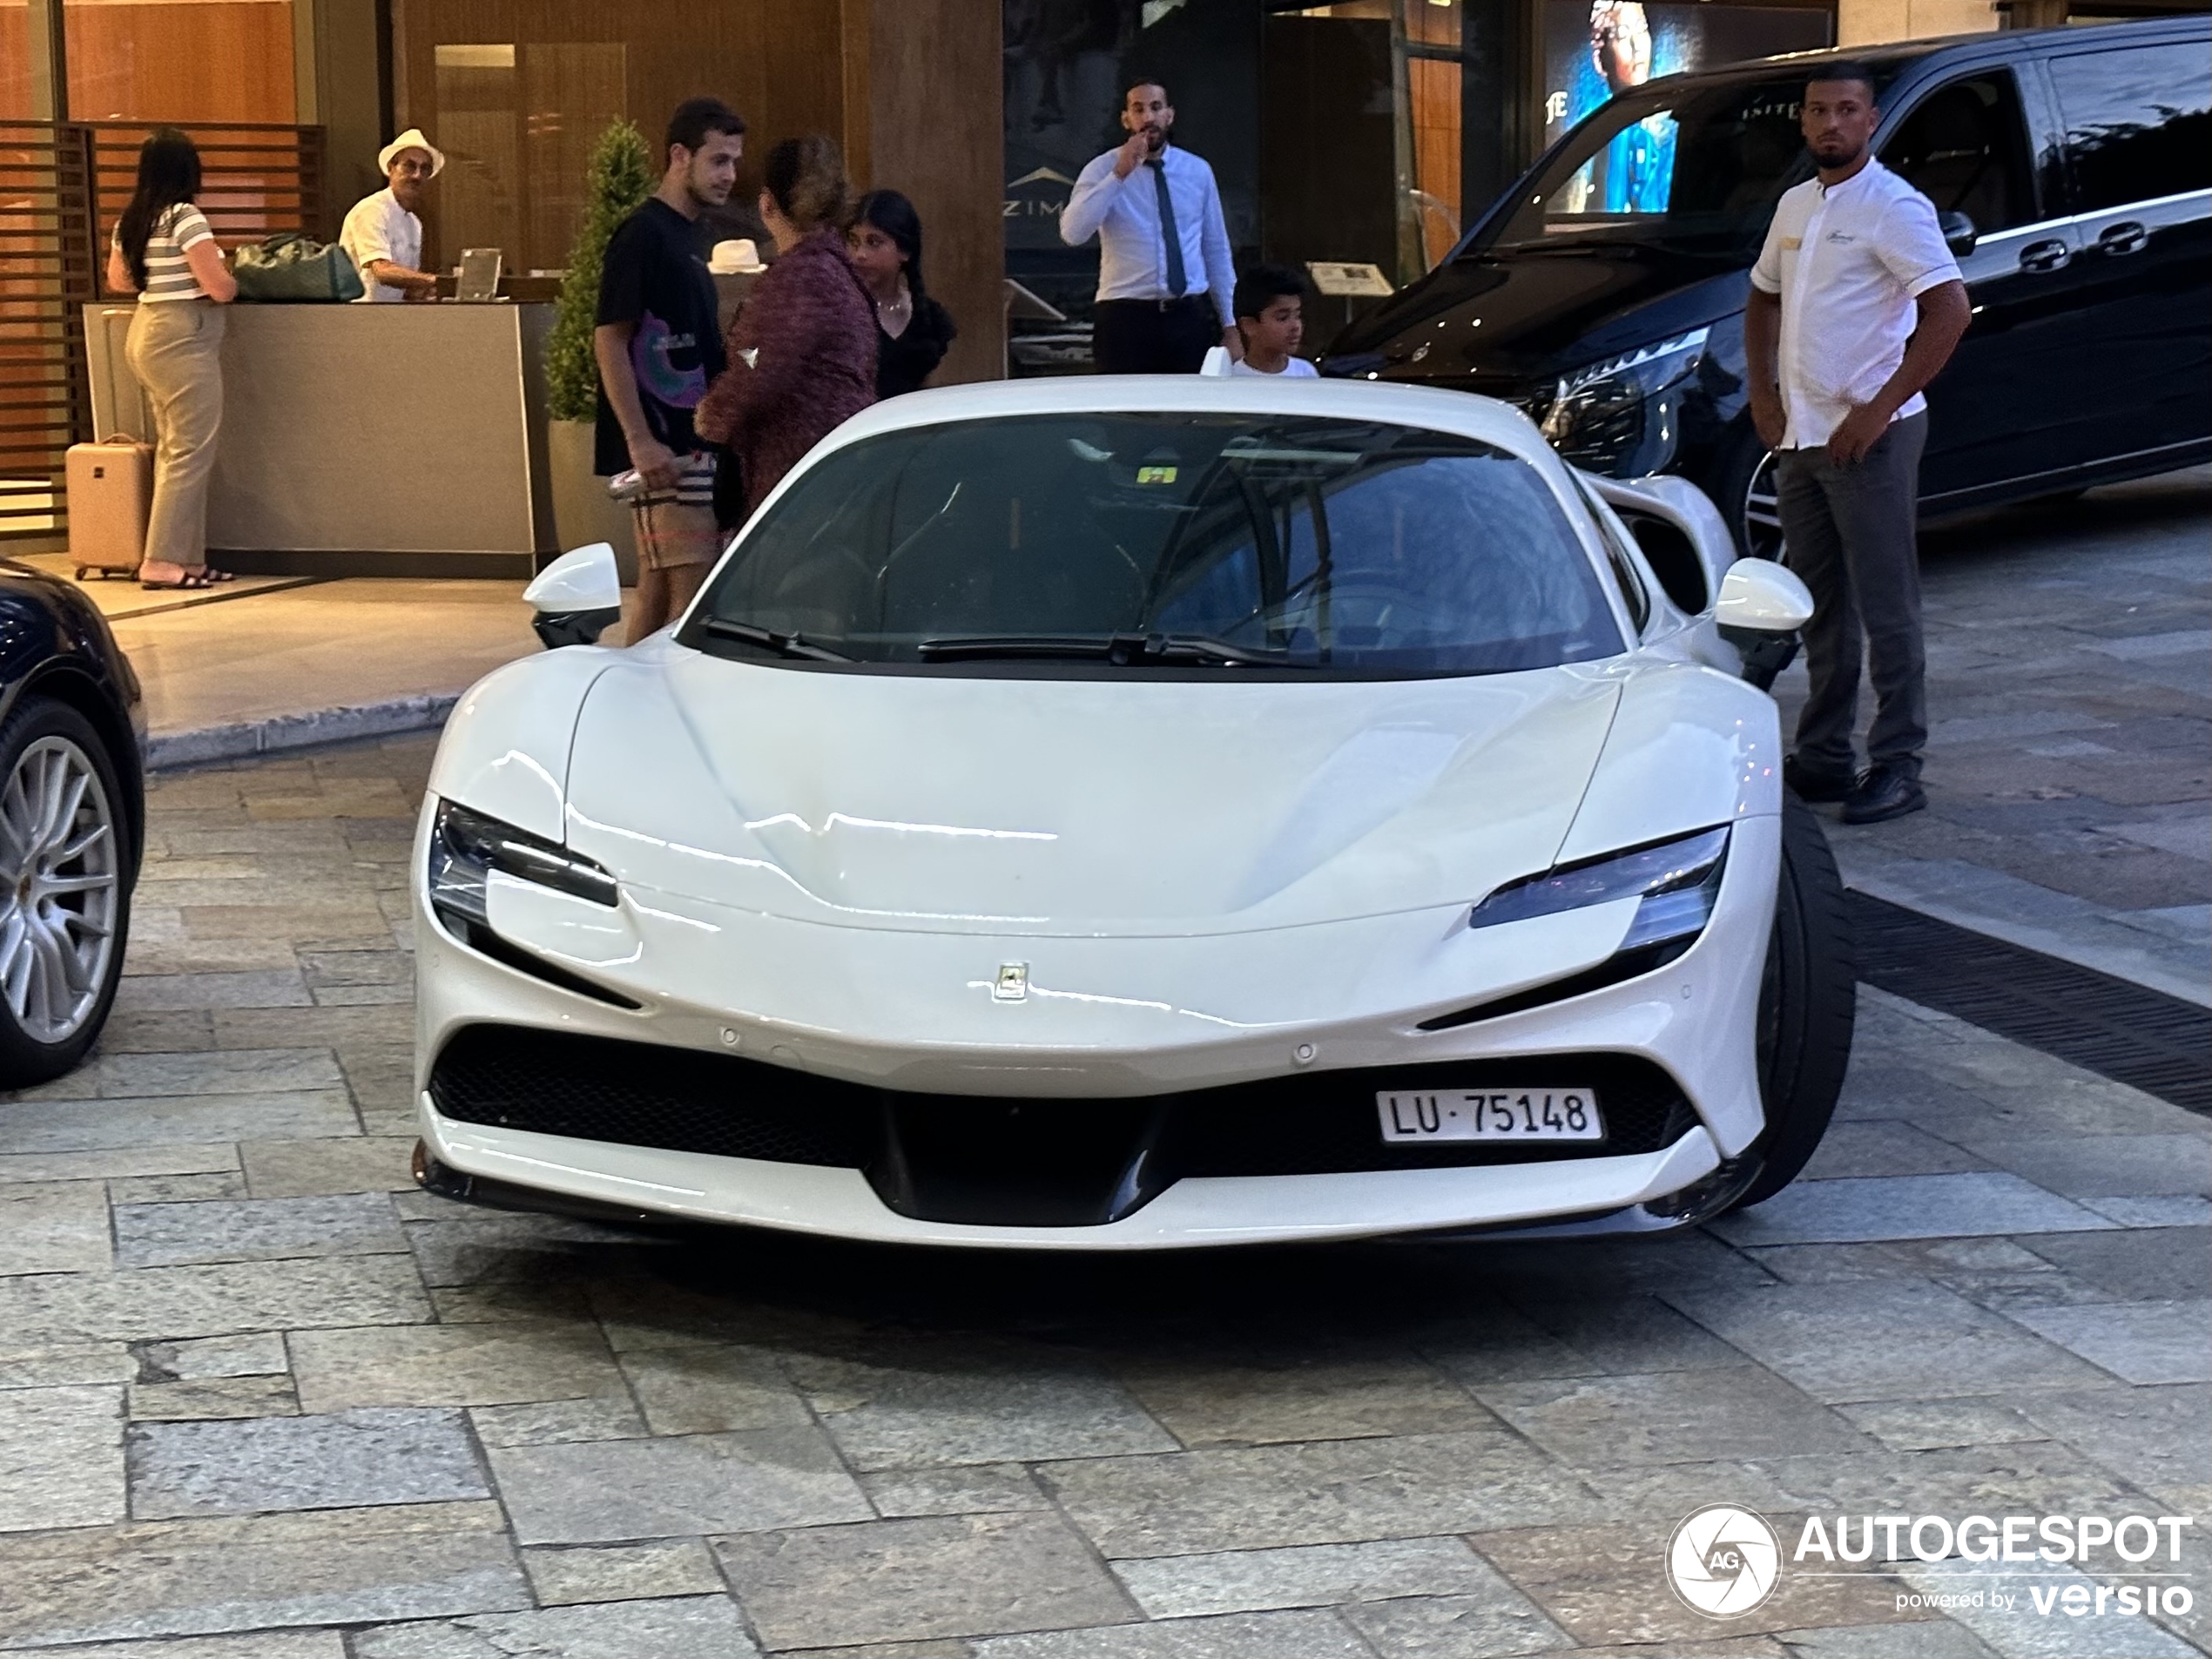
[{"left": 1325, "top": 18, "right": 2211, "bottom": 555}]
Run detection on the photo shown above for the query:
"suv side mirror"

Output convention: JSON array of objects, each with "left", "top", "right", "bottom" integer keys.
[
  {"left": 524, "top": 542, "right": 623, "bottom": 649},
  {"left": 1716, "top": 556, "right": 1815, "bottom": 690},
  {"left": 1939, "top": 211, "right": 1978, "bottom": 258}
]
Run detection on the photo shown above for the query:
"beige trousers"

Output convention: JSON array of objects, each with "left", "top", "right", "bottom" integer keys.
[{"left": 125, "top": 299, "right": 226, "bottom": 570}]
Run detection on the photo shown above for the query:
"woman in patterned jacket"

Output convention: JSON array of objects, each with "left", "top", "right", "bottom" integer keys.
[{"left": 697, "top": 136, "right": 877, "bottom": 526}]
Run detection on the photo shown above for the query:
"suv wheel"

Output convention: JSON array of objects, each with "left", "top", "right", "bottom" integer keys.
[
  {"left": 0, "top": 696, "right": 132, "bottom": 1086},
  {"left": 1716, "top": 427, "right": 1786, "bottom": 560}
]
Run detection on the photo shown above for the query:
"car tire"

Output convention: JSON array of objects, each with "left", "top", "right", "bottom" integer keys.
[
  {"left": 1714, "top": 425, "right": 1785, "bottom": 560},
  {"left": 0, "top": 695, "right": 132, "bottom": 1088},
  {"left": 1730, "top": 790, "right": 1855, "bottom": 1210}
]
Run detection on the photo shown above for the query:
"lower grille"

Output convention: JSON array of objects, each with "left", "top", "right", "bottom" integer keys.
[
  {"left": 429, "top": 1025, "right": 874, "bottom": 1167},
  {"left": 428, "top": 1024, "right": 1701, "bottom": 1225}
]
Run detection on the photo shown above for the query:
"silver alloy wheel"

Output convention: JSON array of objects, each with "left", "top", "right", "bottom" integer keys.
[
  {"left": 0, "top": 735, "right": 120, "bottom": 1044},
  {"left": 1741, "top": 448, "right": 1785, "bottom": 561}
]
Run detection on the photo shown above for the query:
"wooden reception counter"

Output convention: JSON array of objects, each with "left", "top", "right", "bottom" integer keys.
[{"left": 85, "top": 302, "right": 560, "bottom": 577}]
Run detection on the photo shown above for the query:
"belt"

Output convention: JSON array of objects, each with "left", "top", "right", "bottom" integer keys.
[{"left": 1096, "top": 295, "right": 1211, "bottom": 312}]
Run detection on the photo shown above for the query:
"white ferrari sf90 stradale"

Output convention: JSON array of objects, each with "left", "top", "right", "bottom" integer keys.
[{"left": 412, "top": 374, "right": 1853, "bottom": 1249}]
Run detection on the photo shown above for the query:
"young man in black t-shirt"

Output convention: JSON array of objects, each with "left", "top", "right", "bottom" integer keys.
[{"left": 594, "top": 97, "right": 746, "bottom": 642}]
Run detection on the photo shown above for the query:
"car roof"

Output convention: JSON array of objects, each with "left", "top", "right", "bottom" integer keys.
[
  {"left": 1632, "top": 14, "right": 2205, "bottom": 96},
  {"left": 822, "top": 374, "right": 1555, "bottom": 463}
]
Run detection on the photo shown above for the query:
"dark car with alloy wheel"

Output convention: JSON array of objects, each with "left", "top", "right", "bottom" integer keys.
[
  {"left": 1322, "top": 18, "right": 2212, "bottom": 559},
  {"left": 0, "top": 561, "right": 145, "bottom": 1086}
]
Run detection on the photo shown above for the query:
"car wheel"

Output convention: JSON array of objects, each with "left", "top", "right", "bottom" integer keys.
[
  {"left": 1716, "top": 427, "right": 1785, "bottom": 560},
  {"left": 1730, "top": 791, "right": 1855, "bottom": 1210},
  {"left": 0, "top": 696, "right": 132, "bottom": 1088}
]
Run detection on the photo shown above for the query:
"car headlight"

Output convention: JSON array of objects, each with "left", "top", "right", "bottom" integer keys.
[
  {"left": 427, "top": 800, "right": 617, "bottom": 937},
  {"left": 1536, "top": 327, "right": 1709, "bottom": 475},
  {"left": 1471, "top": 826, "right": 1729, "bottom": 956}
]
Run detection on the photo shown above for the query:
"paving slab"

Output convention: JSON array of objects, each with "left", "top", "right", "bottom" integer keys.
[
  {"left": 717, "top": 1512, "right": 1136, "bottom": 1649},
  {"left": 2007, "top": 1300, "right": 2212, "bottom": 1386},
  {"left": 348, "top": 1595, "right": 759, "bottom": 1659},
  {"left": 1109, "top": 1535, "right": 1506, "bottom": 1619},
  {"left": 288, "top": 1319, "right": 627, "bottom": 1413},
  {"left": 489, "top": 1426, "right": 873, "bottom": 1544},
  {"left": 126, "top": 1407, "right": 489, "bottom": 1517},
  {"left": 0, "top": 1383, "right": 125, "bottom": 1532}
]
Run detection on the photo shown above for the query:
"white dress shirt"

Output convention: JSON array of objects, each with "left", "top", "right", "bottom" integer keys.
[
  {"left": 339, "top": 187, "right": 424, "bottom": 304},
  {"left": 1061, "top": 143, "right": 1236, "bottom": 328},
  {"left": 1750, "top": 159, "right": 1960, "bottom": 449}
]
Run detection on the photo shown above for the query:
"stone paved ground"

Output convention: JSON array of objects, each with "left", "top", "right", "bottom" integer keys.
[
  {"left": 0, "top": 475, "right": 2207, "bottom": 1658},
  {"left": 1777, "top": 465, "right": 2212, "bottom": 1001}
]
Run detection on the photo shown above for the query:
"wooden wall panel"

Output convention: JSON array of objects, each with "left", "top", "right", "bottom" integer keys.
[
  {"left": 854, "top": 0, "right": 1003, "bottom": 384},
  {"left": 391, "top": 0, "right": 846, "bottom": 273},
  {"left": 64, "top": 2, "right": 298, "bottom": 125}
]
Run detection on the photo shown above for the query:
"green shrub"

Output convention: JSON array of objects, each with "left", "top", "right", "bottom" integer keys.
[{"left": 545, "top": 119, "right": 654, "bottom": 423}]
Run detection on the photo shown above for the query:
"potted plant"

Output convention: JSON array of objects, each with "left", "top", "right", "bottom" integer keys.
[{"left": 544, "top": 119, "right": 652, "bottom": 580}]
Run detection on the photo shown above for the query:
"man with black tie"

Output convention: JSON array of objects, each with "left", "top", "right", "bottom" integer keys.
[{"left": 1061, "top": 79, "right": 1240, "bottom": 374}]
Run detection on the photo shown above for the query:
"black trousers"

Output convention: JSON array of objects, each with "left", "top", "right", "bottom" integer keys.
[
  {"left": 1777, "top": 412, "right": 1930, "bottom": 779},
  {"left": 1092, "top": 296, "right": 1219, "bottom": 374}
]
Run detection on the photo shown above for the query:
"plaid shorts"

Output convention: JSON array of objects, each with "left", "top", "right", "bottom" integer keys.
[{"left": 630, "top": 452, "right": 720, "bottom": 571}]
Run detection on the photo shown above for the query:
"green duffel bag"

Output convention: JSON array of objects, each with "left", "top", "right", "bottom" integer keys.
[{"left": 232, "top": 233, "right": 366, "bottom": 303}]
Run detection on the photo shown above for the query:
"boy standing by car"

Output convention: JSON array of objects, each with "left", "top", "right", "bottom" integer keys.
[
  {"left": 1229, "top": 266, "right": 1319, "bottom": 379},
  {"left": 1746, "top": 64, "right": 1968, "bottom": 825},
  {"left": 594, "top": 98, "right": 746, "bottom": 644}
]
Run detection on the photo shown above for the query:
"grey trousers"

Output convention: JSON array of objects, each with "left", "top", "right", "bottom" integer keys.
[{"left": 1776, "top": 412, "right": 1928, "bottom": 780}]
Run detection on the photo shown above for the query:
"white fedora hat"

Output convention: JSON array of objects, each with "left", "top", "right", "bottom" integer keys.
[{"left": 378, "top": 128, "right": 446, "bottom": 177}]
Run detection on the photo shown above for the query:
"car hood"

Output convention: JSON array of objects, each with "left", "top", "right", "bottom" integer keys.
[
  {"left": 559, "top": 650, "right": 1625, "bottom": 937},
  {"left": 1330, "top": 244, "right": 1749, "bottom": 392}
]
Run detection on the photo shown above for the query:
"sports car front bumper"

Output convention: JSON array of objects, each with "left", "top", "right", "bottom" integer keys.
[{"left": 413, "top": 807, "right": 1777, "bottom": 1249}]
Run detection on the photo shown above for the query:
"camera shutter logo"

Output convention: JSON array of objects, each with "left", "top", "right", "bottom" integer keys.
[{"left": 1669, "top": 1505, "right": 1782, "bottom": 1618}]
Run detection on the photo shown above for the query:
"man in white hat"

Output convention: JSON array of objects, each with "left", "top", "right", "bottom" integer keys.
[{"left": 340, "top": 130, "right": 445, "bottom": 303}]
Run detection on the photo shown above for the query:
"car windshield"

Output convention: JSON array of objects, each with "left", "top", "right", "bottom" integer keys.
[
  {"left": 1489, "top": 68, "right": 1902, "bottom": 258},
  {"left": 685, "top": 414, "right": 1623, "bottom": 676}
]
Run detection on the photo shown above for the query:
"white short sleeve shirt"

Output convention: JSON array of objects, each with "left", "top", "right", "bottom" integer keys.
[
  {"left": 1750, "top": 159, "right": 1961, "bottom": 449},
  {"left": 339, "top": 188, "right": 424, "bottom": 304}
]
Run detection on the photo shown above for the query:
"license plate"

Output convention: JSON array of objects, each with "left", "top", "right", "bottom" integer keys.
[{"left": 1377, "top": 1089, "right": 1603, "bottom": 1143}]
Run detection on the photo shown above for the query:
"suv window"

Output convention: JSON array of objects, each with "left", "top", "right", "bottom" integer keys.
[
  {"left": 2047, "top": 44, "right": 2212, "bottom": 214},
  {"left": 1880, "top": 71, "right": 2037, "bottom": 234}
]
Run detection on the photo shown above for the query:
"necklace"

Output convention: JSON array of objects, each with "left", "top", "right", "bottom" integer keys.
[{"left": 875, "top": 279, "right": 913, "bottom": 339}]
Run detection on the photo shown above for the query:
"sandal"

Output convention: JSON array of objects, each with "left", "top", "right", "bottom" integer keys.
[{"left": 141, "top": 569, "right": 220, "bottom": 590}]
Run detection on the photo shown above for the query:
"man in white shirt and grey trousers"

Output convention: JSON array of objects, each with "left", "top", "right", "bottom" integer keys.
[
  {"left": 1748, "top": 64, "right": 1969, "bottom": 825},
  {"left": 1061, "top": 80, "right": 1240, "bottom": 374}
]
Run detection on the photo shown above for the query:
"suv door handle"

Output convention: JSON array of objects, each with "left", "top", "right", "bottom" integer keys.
[
  {"left": 2096, "top": 221, "right": 2148, "bottom": 256},
  {"left": 2018, "top": 239, "right": 2071, "bottom": 273}
]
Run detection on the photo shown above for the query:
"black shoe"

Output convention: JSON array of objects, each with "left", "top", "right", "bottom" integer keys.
[
  {"left": 1784, "top": 755, "right": 1856, "bottom": 803},
  {"left": 1842, "top": 765, "right": 1926, "bottom": 824}
]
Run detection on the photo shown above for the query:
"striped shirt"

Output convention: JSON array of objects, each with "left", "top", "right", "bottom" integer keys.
[{"left": 114, "top": 203, "right": 217, "bottom": 301}]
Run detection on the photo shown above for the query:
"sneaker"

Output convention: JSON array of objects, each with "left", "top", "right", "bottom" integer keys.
[
  {"left": 1784, "top": 755, "right": 1856, "bottom": 803},
  {"left": 1842, "top": 764, "right": 1926, "bottom": 824}
]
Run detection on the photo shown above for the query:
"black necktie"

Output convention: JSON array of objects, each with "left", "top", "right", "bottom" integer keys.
[{"left": 1147, "top": 158, "right": 1187, "bottom": 299}]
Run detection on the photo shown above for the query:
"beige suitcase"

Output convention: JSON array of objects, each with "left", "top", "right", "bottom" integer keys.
[{"left": 65, "top": 437, "right": 154, "bottom": 579}]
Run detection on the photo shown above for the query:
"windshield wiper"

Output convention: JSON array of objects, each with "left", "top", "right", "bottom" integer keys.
[
  {"left": 915, "top": 631, "right": 1291, "bottom": 667},
  {"left": 701, "top": 617, "right": 853, "bottom": 662}
]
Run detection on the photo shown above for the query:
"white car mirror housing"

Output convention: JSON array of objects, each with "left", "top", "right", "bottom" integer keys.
[
  {"left": 524, "top": 543, "right": 623, "bottom": 650},
  {"left": 1715, "top": 557, "right": 1814, "bottom": 691},
  {"left": 1716, "top": 558, "right": 1815, "bottom": 632}
]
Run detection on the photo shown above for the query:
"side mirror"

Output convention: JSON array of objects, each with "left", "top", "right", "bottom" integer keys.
[
  {"left": 524, "top": 542, "right": 623, "bottom": 649},
  {"left": 1939, "top": 210, "right": 1978, "bottom": 258},
  {"left": 1716, "top": 556, "right": 1813, "bottom": 690}
]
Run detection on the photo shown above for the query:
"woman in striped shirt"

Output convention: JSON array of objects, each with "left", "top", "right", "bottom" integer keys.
[{"left": 106, "top": 129, "right": 238, "bottom": 590}]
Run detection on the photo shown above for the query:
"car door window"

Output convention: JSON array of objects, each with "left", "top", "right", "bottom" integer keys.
[
  {"left": 2047, "top": 44, "right": 2212, "bottom": 214},
  {"left": 1880, "top": 71, "right": 2036, "bottom": 234}
]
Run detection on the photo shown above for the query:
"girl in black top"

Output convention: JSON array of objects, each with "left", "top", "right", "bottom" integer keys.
[{"left": 847, "top": 189, "right": 957, "bottom": 399}]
